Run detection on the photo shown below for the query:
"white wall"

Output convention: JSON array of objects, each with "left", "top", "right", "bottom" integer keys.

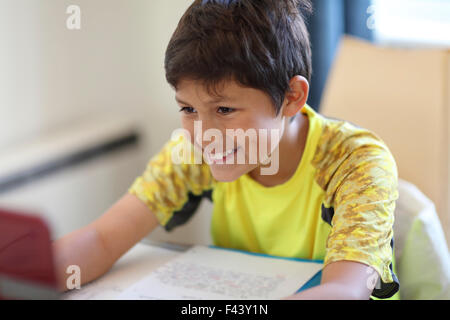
[
  {"left": 0, "top": 0, "right": 213, "bottom": 244},
  {"left": 0, "top": 0, "right": 192, "bottom": 153}
]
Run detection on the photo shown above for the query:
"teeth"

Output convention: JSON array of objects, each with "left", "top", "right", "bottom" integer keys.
[{"left": 210, "top": 148, "right": 235, "bottom": 160}]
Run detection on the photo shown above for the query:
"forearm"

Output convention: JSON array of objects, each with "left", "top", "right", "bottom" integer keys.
[
  {"left": 284, "top": 282, "right": 368, "bottom": 300},
  {"left": 52, "top": 225, "right": 114, "bottom": 293}
]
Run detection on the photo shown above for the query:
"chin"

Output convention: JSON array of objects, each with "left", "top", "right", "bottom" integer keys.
[{"left": 209, "top": 164, "right": 254, "bottom": 183}]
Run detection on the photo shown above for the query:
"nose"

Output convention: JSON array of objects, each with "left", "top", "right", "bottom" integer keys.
[
  {"left": 194, "top": 125, "right": 203, "bottom": 149},
  {"left": 194, "top": 117, "right": 224, "bottom": 150}
]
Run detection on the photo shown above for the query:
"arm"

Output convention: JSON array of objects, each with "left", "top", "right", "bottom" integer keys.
[
  {"left": 283, "top": 260, "right": 378, "bottom": 300},
  {"left": 52, "top": 192, "right": 159, "bottom": 292},
  {"left": 287, "top": 139, "right": 399, "bottom": 300}
]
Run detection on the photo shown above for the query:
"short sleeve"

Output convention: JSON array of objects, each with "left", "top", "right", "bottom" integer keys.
[
  {"left": 128, "top": 135, "right": 215, "bottom": 227},
  {"left": 323, "top": 144, "right": 400, "bottom": 298}
]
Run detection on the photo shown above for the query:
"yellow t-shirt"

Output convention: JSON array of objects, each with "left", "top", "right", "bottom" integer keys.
[{"left": 128, "top": 104, "right": 400, "bottom": 299}]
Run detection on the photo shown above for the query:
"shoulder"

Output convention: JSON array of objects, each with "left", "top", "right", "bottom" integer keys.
[
  {"left": 136, "top": 134, "right": 216, "bottom": 195},
  {"left": 312, "top": 115, "right": 397, "bottom": 196}
]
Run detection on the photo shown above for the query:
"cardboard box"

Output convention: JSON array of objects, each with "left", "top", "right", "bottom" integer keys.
[{"left": 320, "top": 36, "right": 449, "bottom": 246}]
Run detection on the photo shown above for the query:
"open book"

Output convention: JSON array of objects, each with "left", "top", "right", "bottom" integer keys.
[{"left": 116, "top": 245, "right": 323, "bottom": 300}]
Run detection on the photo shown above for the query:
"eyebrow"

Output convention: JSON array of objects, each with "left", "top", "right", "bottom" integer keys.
[{"left": 175, "top": 95, "right": 236, "bottom": 106}]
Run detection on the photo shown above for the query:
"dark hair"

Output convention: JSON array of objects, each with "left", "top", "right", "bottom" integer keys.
[{"left": 164, "top": 0, "right": 313, "bottom": 116}]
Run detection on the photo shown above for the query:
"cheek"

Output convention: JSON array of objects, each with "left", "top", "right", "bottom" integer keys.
[
  {"left": 245, "top": 117, "right": 281, "bottom": 144},
  {"left": 181, "top": 117, "right": 192, "bottom": 130},
  {"left": 230, "top": 124, "right": 276, "bottom": 164}
]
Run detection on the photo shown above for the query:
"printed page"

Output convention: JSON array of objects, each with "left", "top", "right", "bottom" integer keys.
[
  {"left": 62, "top": 242, "right": 182, "bottom": 300},
  {"left": 116, "top": 245, "right": 322, "bottom": 300}
]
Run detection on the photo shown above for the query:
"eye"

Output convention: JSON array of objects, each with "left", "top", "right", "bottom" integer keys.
[
  {"left": 179, "top": 107, "right": 197, "bottom": 114},
  {"left": 217, "top": 106, "right": 235, "bottom": 115}
]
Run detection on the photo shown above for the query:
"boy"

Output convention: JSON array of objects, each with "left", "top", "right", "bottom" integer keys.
[{"left": 53, "top": 0, "right": 400, "bottom": 300}]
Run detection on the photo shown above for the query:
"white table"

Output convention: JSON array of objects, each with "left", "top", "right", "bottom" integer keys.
[{"left": 62, "top": 240, "right": 190, "bottom": 300}]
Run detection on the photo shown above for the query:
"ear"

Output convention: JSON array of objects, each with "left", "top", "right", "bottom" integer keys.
[{"left": 282, "top": 75, "right": 310, "bottom": 117}]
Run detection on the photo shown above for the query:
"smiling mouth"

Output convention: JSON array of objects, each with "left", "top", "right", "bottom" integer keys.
[{"left": 207, "top": 147, "right": 239, "bottom": 163}]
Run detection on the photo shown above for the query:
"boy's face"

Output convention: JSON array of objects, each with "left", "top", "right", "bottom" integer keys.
[{"left": 175, "top": 78, "right": 286, "bottom": 182}]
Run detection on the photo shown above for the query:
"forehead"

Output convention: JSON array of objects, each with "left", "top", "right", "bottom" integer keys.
[{"left": 175, "top": 78, "right": 272, "bottom": 105}]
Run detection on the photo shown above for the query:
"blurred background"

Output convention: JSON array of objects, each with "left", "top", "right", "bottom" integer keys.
[{"left": 0, "top": 0, "right": 449, "bottom": 255}]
